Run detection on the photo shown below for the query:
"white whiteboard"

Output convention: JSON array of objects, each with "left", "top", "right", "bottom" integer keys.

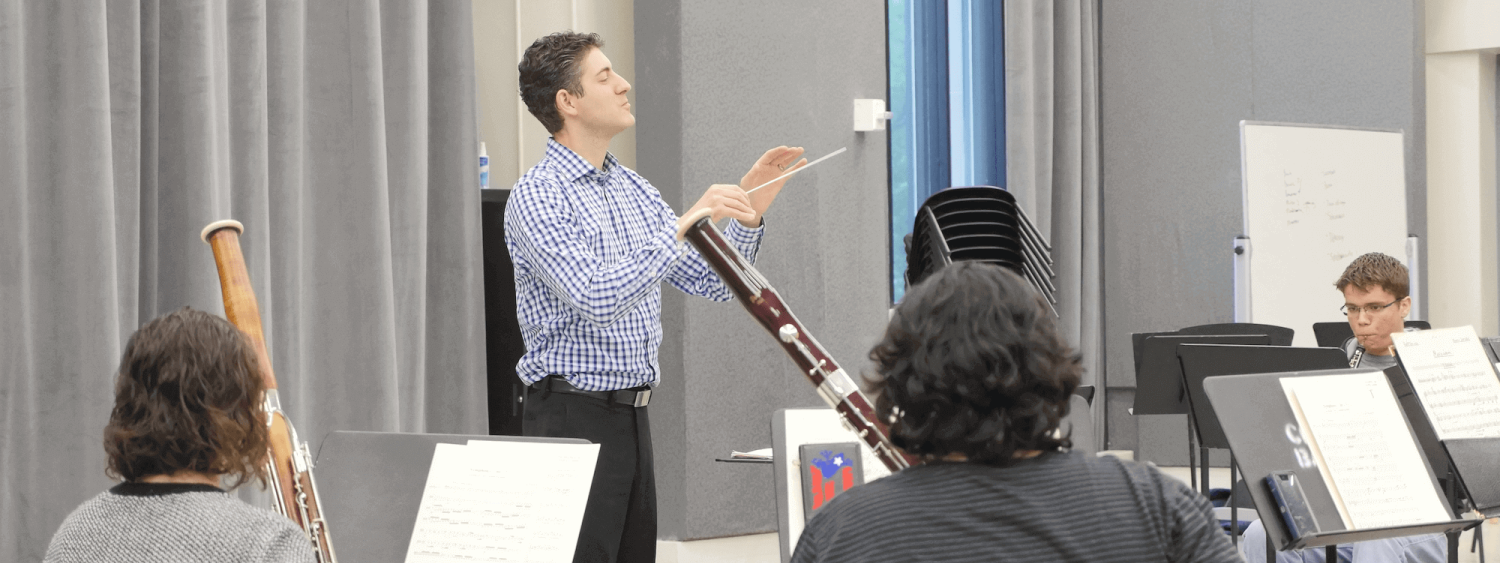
[{"left": 1240, "top": 122, "right": 1408, "bottom": 347}]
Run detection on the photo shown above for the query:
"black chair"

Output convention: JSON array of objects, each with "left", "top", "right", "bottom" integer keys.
[
  {"left": 905, "top": 186, "right": 1055, "bottom": 314},
  {"left": 1176, "top": 323, "right": 1294, "bottom": 347}
]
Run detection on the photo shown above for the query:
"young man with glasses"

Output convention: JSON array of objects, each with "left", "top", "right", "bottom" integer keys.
[{"left": 1335, "top": 252, "right": 1416, "bottom": 369}]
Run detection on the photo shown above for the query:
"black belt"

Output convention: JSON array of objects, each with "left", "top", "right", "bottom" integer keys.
[{"left": 534, "top": 376, "right": 652, "bottom": 407}]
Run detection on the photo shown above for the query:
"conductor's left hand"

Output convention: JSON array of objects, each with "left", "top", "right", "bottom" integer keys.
[{"left": 738, "top": 146, "right": 807, "bottom": 227}]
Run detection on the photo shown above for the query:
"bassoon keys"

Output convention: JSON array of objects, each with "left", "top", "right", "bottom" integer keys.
[
  {"left": 202, "top": 220, "right": 337, "bottom": 563},
  {"left": 677, "top": 210, "right": 915, "bottom": 472}
]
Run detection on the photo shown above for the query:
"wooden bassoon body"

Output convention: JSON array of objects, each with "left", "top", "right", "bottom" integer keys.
[
  {"left": 677, "top": 210, "right": 916, "bottom": 472},
  {"left": 202, "top": 220, "right": 336, "bottom": 563}
]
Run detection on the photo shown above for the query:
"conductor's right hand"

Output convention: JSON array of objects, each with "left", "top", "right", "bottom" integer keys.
[{"left": 681, "top": 183, "right": 757, "bottom": 230}]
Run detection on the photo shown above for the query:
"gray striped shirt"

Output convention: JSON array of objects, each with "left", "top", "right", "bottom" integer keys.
[{"left": 792, "top": 451, "right": 1242, "bottom": 562}]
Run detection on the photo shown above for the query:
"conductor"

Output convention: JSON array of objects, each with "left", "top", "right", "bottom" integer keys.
[{"left": 503, "top": 31, "right": 806, "bottom": 563}]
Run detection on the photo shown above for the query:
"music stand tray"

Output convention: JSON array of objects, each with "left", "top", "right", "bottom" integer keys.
[
  {"left": 313, "top": 430, "right": 591, "bottom": 563},
  {"left": 1203, "top": 370, "right": 1476, "bottom": 551}
]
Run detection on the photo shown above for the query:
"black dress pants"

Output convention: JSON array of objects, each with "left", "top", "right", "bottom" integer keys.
[{"left": 522, "top": 385, "right": 656, "bottom": 563}]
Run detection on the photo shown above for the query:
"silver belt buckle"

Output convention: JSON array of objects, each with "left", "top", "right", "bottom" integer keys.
[{"left": 632, "top": 389, "right": 651, "bottom": 408}]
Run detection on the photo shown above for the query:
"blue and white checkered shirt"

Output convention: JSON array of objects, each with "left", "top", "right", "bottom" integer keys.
[{"left": 505, "top": 140, "right": 764, "bottom": 391}]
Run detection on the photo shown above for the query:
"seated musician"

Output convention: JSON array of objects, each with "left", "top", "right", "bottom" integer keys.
[
  {"left": 44, "top": 308, "right": 315, "bottom": 563},
  {"left": 1336, "top": 252, "right": 1419, "bottom": 369},
  {"left": 790, "top": 262, "right": 1240, "bottom": 563},
  {"left": 1240, "top": 252, "right": 1442, "bottom": 563}
]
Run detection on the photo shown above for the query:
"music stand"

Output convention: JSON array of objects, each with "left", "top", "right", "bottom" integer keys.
[
  {"left": 1383, "top": 360, "right": 1500, "bottom": 516},
  {"left": 1177, "top": 343, "right": 1347, "bottom": 546},
  {"left": 1177, "top": 323, "right": 1295, "bottom": 346},
  {"left": 1482, "top": 336, "right": 1500, "bottom": 365},
  {"left": 1133, "top": 334, "right": 1268, "bottom": 415},
  {"left": 1131, "top": 331, "right": 1177, "bottom": 378},
  {"left": 1204, "top": 370, "right": 1476, "bottom": 558},
  {"left": 314, "top": 431, "right": 591, "bottom": 563},
  {"left": 1311, "top": 322, "right": 1354, "bottom": 348},
  {"left": 1177, "top": 345, "right": 1347, "bottom": 453}
]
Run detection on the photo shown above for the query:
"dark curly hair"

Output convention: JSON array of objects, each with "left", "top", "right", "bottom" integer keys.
[
  {"left": 104, "top": 307, "right": 269, "bottom": 489},
  {"left": 869, "top": 262, "right": 1083, "bottom": 466},
  {"left": 518, "top": 31, "right": 604, "bottom": 133},
  {"left": 1334, "top": 252, "right": 1409, "bottom": 300}
]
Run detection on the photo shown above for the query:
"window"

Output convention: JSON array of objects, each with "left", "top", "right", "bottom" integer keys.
[{"left": 888, "top": 0, "right": 1006, "bottom": 302}]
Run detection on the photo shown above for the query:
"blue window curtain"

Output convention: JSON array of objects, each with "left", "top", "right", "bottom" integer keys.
[{"left": 888, "top": 0, "right": 1004, "bottom": 302}]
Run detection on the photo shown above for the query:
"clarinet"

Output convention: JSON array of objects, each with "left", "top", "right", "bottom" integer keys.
[
  {"left": 677, "top": 210, "right": 915, "bottom": 472},
  {"left": 202, "top": 220, "right": 337, "bottom": 563}
]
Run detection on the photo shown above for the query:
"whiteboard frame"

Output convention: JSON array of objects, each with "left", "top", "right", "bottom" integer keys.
[{"left": 1235, "top": 120, "right": 1413, "bottom": 335}]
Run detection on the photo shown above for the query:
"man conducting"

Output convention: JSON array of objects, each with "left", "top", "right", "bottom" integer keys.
[{"left": 504, "top": 32, "right": 806, "bottom": 563}]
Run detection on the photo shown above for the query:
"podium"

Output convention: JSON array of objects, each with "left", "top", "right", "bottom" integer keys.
[
  {"left": 313, "top": 431, "right": 590, "bottom": 563},
  {"left": 1204, "top": 370, "right": 1476, "bottom": 560}
]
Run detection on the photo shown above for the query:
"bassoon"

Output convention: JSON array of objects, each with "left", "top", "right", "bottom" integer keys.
[
  {"left": 202, "top": 220, "right": 337, "bottom": 563},
  {"left": 676, "top": 210, "right": 916, "bottom": 472}
]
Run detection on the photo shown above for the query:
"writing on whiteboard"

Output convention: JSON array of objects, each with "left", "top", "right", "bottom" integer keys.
[{"left": 1242, "top": 123, "right": 1408, "bottom": 348}]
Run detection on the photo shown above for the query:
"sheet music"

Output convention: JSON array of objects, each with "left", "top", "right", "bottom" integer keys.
[
  {"left": 1392, "top": 326, "right": 1500, "bottom": 440},
  {"left": 1281, "top": 372, "right": 1450, "bottom": 530},
  {"left": 404, "top": 441, "right": 600, "bottom": 563}
]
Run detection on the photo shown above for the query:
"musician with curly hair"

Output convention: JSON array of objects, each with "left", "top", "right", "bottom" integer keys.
[
  {"left": 790, "top": 262, "right": 1240, "bottom": 563},
  {"left": 43, "top": 308, "right": 314, "bottom": 563}
]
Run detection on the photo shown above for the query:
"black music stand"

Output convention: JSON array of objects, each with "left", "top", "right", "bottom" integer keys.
[
  {"left": 1133, "top": 333, "right": 1267, "bottom": 495},
  {"left": 1483, "top": 336, "right": 1500, "bottom": 364},
  {"left": 1133, "top": 335, "right": 1269, "bottom": 415},
  {"left": 314, "top": 431, "right": 592, "bottom": 563},
  {"left": 1176, "top": 344, "right": 1348, "bottom": 547},
  {"left": 1131, "top": 331, "right": 1177, "bottom": 376},
  {"left": 1383, "top": 358, "right": 1500, "bottom": 517},
  {"left": 1311, "top": 322, "right": 1354, "bottom": 348},
  {"left": 1178, "top": 323, "right": 1295, "bottom": 346},
  {"left": 1204, "top": 370, "right": 1477, "bottom": 561}
]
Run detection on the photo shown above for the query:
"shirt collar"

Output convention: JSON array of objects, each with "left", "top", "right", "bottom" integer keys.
[{"left": 546, "top": 139, "right": 620, "bottom": 184}]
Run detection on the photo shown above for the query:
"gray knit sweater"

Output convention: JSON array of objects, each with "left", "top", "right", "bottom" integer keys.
[{"left": 44, "top": 482, "right": 316, "bottom": 563}]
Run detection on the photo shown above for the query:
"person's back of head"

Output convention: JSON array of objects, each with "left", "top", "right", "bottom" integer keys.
[
  {"left": 870, "top": 262, "right": 1082, "bottom": 466},
  {"left": 104, "top": 307, "right": 268, "bottom": 489}
]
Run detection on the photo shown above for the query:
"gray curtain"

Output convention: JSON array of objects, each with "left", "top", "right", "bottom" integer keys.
[
  {"left": 1005, "top": 0, "right": 1103, "bottom": 446},
  {"left": 0, "top": 1, "right": 485, "bottom": 560}
]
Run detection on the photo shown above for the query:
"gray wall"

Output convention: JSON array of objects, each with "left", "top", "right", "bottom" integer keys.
[
  {"left": 1100, "top": 0, "right": 1426, "bottom": 464},
  {"left": 635, "top": 0, "right": 890, "bottom": 541}
]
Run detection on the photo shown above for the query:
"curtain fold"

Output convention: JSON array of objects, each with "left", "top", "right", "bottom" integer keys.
[
  {"left": 0, "top": 1, "right": 484, "bottom": 560},
  {"left": 1005, "top": 0, "right": 1103, "bottom": 447}
]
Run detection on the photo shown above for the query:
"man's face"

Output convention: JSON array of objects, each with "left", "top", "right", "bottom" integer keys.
[
  {"left": 564, "top": 47, "right": 633, "bottom": 136},
  {"left": 1341, "top": 284, "right": 1410, "bottom": 355}
]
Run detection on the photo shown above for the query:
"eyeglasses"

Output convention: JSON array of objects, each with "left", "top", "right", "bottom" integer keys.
[{"left": 1341, "top": 300, "right": 1399, "bottom": 316}]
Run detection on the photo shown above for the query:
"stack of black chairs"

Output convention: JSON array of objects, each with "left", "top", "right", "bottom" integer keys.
[{"left": 905, "top": 186, "right": 1056, "bottom": 315}]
